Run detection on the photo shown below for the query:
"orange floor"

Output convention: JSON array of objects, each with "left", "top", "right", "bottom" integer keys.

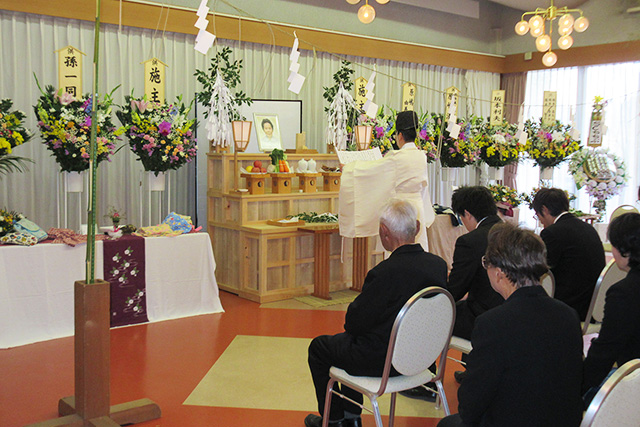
[{"left": 0, "top": 291, "right": 462, "bottom": 426}]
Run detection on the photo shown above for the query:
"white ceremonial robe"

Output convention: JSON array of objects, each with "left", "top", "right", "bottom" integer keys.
[{"left": 339, "top": 143, "right": 435, "bottom": 250}]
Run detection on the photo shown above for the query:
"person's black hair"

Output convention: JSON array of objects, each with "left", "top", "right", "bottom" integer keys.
[
  {"left": 397, "top": 127, "right": 416, "bottom": 143},
  {"left": 608, "top": 212, "right": 640, "bottom": 270},
  {"left": 261, "top": 118, "right": 273, "bottom": 130},
  {"left": 531, "top": 188, "right": 569, "bottom": 217},
  {"left": 451, "top": 186, "right": 497, "bottom": 220},
  {"left": 485, "top": 222, "right": 548, "bottom": 288}
]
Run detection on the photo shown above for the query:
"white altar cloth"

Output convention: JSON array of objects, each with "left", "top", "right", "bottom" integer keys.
[{"left": 0, "top": 233, "right": 224, "bottom": 349}]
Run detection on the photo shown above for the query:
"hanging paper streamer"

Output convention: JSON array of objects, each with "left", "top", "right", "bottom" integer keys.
[
  {"left": 326, "top": 82, "right": 356, "bottom": 150},
  {"left": 362, "top": 71, "right": 378, "bottom": 118},
  {"left": 206, "top": 73, "right": 235, "bottom": 148},
  {"left": 194, "top": 0, "right": 215, "bottom": 54},
  {"left": 287, "top": 35, "right": 306, "bottom": 94}
]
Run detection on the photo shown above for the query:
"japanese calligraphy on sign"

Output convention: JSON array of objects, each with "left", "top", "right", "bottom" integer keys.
[
  {"left": 401, "top": 83, "right": 416, "bottom": 112},
  {"left": 143, "top": 57, "right": 168, "bottom": 104},
  {"left": 588, "top": 107, "right": 604, "bottom": 147},
  {"left": 542, "top": 91, "right": 557, "bottom": 127},
  {"left": 56, "top": 45, "right": 85, "bottom": 98},
  {"left": 490, "top": 90, "right": 505, "bottom": 126},
  {"left": 445, "top": 86, "right": 460, "bottom": 123},
  {"left": 354, "top": 77, "right": 368, "bottom": 111}
]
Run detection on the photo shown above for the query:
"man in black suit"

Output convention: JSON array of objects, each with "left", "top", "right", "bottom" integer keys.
[
  {"left": 532, "top": 188, "right": 606, "bottom": 320},
  {"left": 438, "top": 223, "right": 584, "bottom": 427},
  {"left": 304, "top": 198, "right": 448, "bottom": 427}
]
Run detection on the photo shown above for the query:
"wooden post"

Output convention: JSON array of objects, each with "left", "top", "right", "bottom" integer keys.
[{"left": 352, "top": 237, "right": 369, "bottom": 292}]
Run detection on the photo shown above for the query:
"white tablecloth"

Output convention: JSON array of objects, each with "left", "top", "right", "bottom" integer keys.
[{"left": 0, "top": 233, "right": 223, "bottom": 349}]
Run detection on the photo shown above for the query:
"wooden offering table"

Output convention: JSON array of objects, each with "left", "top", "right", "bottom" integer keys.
[{"left": 299, "top": 224, "right": 340, "bottom": 300}]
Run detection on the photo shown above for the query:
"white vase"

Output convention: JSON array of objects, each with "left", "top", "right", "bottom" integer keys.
[
  {"left": 441, "top": 167, "right": 457, "bottom": 182},
  {"left": 307, "top": 159, "right": 317, "bottom": 173},
  {"left": 539, "top": 167, "right": 554, "bottom": 181},
  {"left": 65, "top": 171, "right": 84, "bottom": 193},
  {"left": 488, "top": 167, "right": 504, "bottom": 182},
  {"left": 148, "top": 171, "right": 166, "bottom": 192}
]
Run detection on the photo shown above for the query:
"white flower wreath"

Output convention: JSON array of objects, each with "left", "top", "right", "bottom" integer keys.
[{"left": 569, "top": 147, "right": 628, "bottom": 202}]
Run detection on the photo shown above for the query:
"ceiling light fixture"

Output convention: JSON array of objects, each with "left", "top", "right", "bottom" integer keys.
[
  {"left": 347, "top": 0, "right": 388, "bottom": 24},
  {"left": 514, "top": 0, "right": 589, "bottom": 67}
]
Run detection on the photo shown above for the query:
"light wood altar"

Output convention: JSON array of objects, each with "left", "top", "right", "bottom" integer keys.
[{"left": 208, "top": 152, "right": 384, "bottom": 303}]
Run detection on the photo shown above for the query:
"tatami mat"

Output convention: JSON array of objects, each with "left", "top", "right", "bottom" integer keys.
[
  {"left": 260, "top": 290, "right": 359, "bottom": 311},
  {"left": 184, "top": 335, "right": 445, "bottom": 418}
]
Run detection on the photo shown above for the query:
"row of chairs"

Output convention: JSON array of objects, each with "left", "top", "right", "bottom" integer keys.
[{"left": 322, "top": 260, "right": 634, "bottom": 427}]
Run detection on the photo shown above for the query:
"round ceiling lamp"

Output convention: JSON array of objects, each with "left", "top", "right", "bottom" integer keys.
[
  {"left": 358, "top": 2, "right": 376, "bottom": 24},
  {"left": 346, "top": 0, "right": 360, "bottom": 4},
  {"left": 542, "top": 51, "right": 558, "bottom": 67},
  {"left": 376, "top": 0, "right": 390, "bottom": 4}
]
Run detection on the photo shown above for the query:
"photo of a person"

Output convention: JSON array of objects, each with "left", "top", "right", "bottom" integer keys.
[{"left": 254, "top": 114, "right": 282, "bottom": 152}]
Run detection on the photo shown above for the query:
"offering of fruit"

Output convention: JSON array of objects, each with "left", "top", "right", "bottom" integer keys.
[
  {"left": 254, "top": 160, "right": 262, "bottom": 169},
  {"left": 261, "top": 167, "right": 267, "bottom": 173},
  {"left": 246, "top": 165, "right": 253, "bottom": 173}
]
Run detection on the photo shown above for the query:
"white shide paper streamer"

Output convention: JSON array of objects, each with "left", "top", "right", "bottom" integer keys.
[
  {"left": 206, "top": 73, "right": 236, "bottom": 147},
  {"left": 326, "top": 82, "right": 356, "bottom": 151}
]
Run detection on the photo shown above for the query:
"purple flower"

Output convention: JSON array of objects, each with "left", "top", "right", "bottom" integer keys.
[
  {"left": 158, "top": 121, "right": 172, "bottom": 136},
  {"left": 83, "top": 117, "right": 92, "bottom": 128}
]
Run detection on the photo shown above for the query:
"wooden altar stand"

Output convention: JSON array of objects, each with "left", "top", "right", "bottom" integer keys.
[{"left": 27, "top": 280, "right": 160, "bottom": 427}]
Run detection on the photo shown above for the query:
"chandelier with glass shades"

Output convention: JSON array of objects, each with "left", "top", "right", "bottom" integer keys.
[
  {"left": 346, "top": 0, "right": 389, "bottom": 24},
  {"left": 514, "top": 0, "right": 589, "bottom": 67}
]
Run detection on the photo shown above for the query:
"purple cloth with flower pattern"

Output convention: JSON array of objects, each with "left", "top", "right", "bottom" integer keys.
[{"left": 103, "top": 235, "right": 148, "bottom": 327}]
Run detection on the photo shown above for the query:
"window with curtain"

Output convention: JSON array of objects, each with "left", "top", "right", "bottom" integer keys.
[{"left": 517, "top": 61, "right": 640, "bottom": 230}]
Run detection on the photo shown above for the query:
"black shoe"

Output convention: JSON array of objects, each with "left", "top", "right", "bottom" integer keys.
[
  {"left": 345, "top": 417, "right": 363, "bottom": 427},
  {"left": 454, "top": 370, "right": 467, "bottom": 384},
  {"left": 398, "top": 383, "right": 437, "bottom": 402},
  {"left": 304, "top": 414, "right": 346, "bottom": 427}
]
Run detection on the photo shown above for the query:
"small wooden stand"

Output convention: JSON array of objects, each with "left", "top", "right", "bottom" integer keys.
[
  {"left": 299, "top": 224, "right": 340, "bottom": 300},
  {"left": 270, "top": 173, "right": 295, "bottom": 194},
  {"left": 241, "top": 173, "right": 267, "bottom": 195},
  {"left": 27, "top": 280, "right": 161, "bottom": 427},
  {"left": 297, "top": 173, "right": 321, "bottom": 193},
  {"left": 322, "top": 172, "right": 342, "bottom": 191}
]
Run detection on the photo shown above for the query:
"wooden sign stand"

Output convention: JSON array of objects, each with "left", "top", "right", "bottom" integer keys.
[{"left": 27, "top": 280, "right": 161, "bottom": 427}]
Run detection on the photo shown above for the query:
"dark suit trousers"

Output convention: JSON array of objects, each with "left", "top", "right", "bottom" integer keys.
[
  {"left": 453, "top": 300, "right": 476, "bottom": 340},
  {"left": 308, "top": 333, "right": 376, "bottom": 421}
]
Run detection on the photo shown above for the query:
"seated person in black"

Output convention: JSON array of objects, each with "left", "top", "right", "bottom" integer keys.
[
  {"left": 438, "top": 223, "right": 584, "bottom": 427},
  {"left": 304, "top": 198, "right": 448, "bottom": 427},
  {"left": 583, "top": 212, "right": 640, "bottom": 402},
  {"left": 532, "top": 188, "right": 605, "bottom": 320}
]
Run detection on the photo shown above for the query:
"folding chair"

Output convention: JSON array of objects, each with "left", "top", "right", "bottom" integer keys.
[
  {"left": 582, "top": 260, "right": 628, "bottom": 335},
  {"left": 540, "top": 270, "right": 555, "bottom": 297},
  {"left": 322, "top": 287, "right": 455, "bottom": 427},
  {"left": 603, "top": 205, "right": 639, "bottom": 252},
  {"left": 581, "top": 359, "right": 640, "bottom": 427}
]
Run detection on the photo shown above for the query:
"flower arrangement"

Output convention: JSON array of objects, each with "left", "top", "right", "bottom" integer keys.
[
  {"left": 0, "top": 99, "right": 33, "bottom": 177},
  {"left": 0, "top": 99, "right": 32, "bottom": 157},
  {"left": 33, "top": 84, "right": 121, "bottom": 172},
  {"left": 431, "top": 114, "right": 479, "bottom": 168},
  {"left": 0, "top": 208, "right": 19, "bottom": 237},
  {"left": 569, "top": 147, "right": 628, "bottom": 218},
  {"left": 487, "top": 184, "right": 523, "bottom": 208},
  {"left": 105, "top": 206, "right": 125, "bottom": 228},
  {"left": 476, "top": 119, "right": 524, "bottom": 167},
  {"left": 116, "top": 95, "right": 198, "bottom": 175},
  {"left": 524, "top": 118, "right": 581, "bottom": 168},
  {"left": 359, "top": 110, "right": 395, "bottom": 154},
  {"left": 416, "top": 112, "right": 438, "bottom": 163}
]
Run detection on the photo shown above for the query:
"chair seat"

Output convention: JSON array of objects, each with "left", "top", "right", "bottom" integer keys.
[
  {"left": 329, "top": 366, "right": 435, "bottom": 395},
  {"left": 449, "top": 336, "right": 472, "bottom": 354}
]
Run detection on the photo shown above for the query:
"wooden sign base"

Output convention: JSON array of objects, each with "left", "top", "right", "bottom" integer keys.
[{"left": 26, "top": 280, "right": 161, "bottom": 427}]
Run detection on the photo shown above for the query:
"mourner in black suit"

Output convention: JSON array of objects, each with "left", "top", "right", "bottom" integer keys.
[
  {"left": 583, "top": 213, "right": 640, "bottom": 399},
  {"left": 532, "top": 188, "right": 606, "bottom": 320},
  {"left": 438, "top": 223, "right": 584, "bottom": 427},
  {"left": 304, "top": 198, "right": 448, "bottom": 427}
]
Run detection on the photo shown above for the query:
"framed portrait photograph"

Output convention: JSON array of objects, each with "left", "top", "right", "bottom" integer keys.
[{"left": 254, "top": 113, "right": 282, "bottom": 152}]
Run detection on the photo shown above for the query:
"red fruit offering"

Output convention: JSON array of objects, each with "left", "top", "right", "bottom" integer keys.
[
  {"left": 261, "top": 167, "right": 267, "bottom": 173},
  {"left": 254, "top": 160, "right": 262, "bottom": 169}
]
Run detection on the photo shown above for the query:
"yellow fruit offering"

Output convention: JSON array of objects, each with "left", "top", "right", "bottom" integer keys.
[{"left": 246, "top": 165, "right": 253, "bottom": 172}]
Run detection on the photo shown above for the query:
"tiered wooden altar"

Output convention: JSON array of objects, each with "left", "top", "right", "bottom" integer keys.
[{"left": 207, "top": 152, "right": 383, "bottom": 303}]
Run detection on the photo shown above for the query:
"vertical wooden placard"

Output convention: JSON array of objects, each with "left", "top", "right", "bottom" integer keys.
[
  {"left": 56, "top": 45, "right": 86, "bottom": 98},
  {"left": 588, "top": 109, "right": 604, "bottom": 147},
  {"left": 490, "top": 90, "right": 505, "bottom": 126},
  {"left": 354, "top": 77, "right": 368, "bottom": 111},
  {"left": 401, "top": 82, "right": 416, "bottom": 112},
  {"left": 142, "top": 57, "right": 168, "bottom": 104},
  {"left": 445, "top": 86, "right": 460, "bottom": 122},
  {"left": 542, "top": 91, "right": 557, "bottom": 126}
]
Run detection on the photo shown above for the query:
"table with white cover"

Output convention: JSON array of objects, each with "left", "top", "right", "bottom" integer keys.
[{"left": 0, "top": 232, "right": 223, "bottom": 348}]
